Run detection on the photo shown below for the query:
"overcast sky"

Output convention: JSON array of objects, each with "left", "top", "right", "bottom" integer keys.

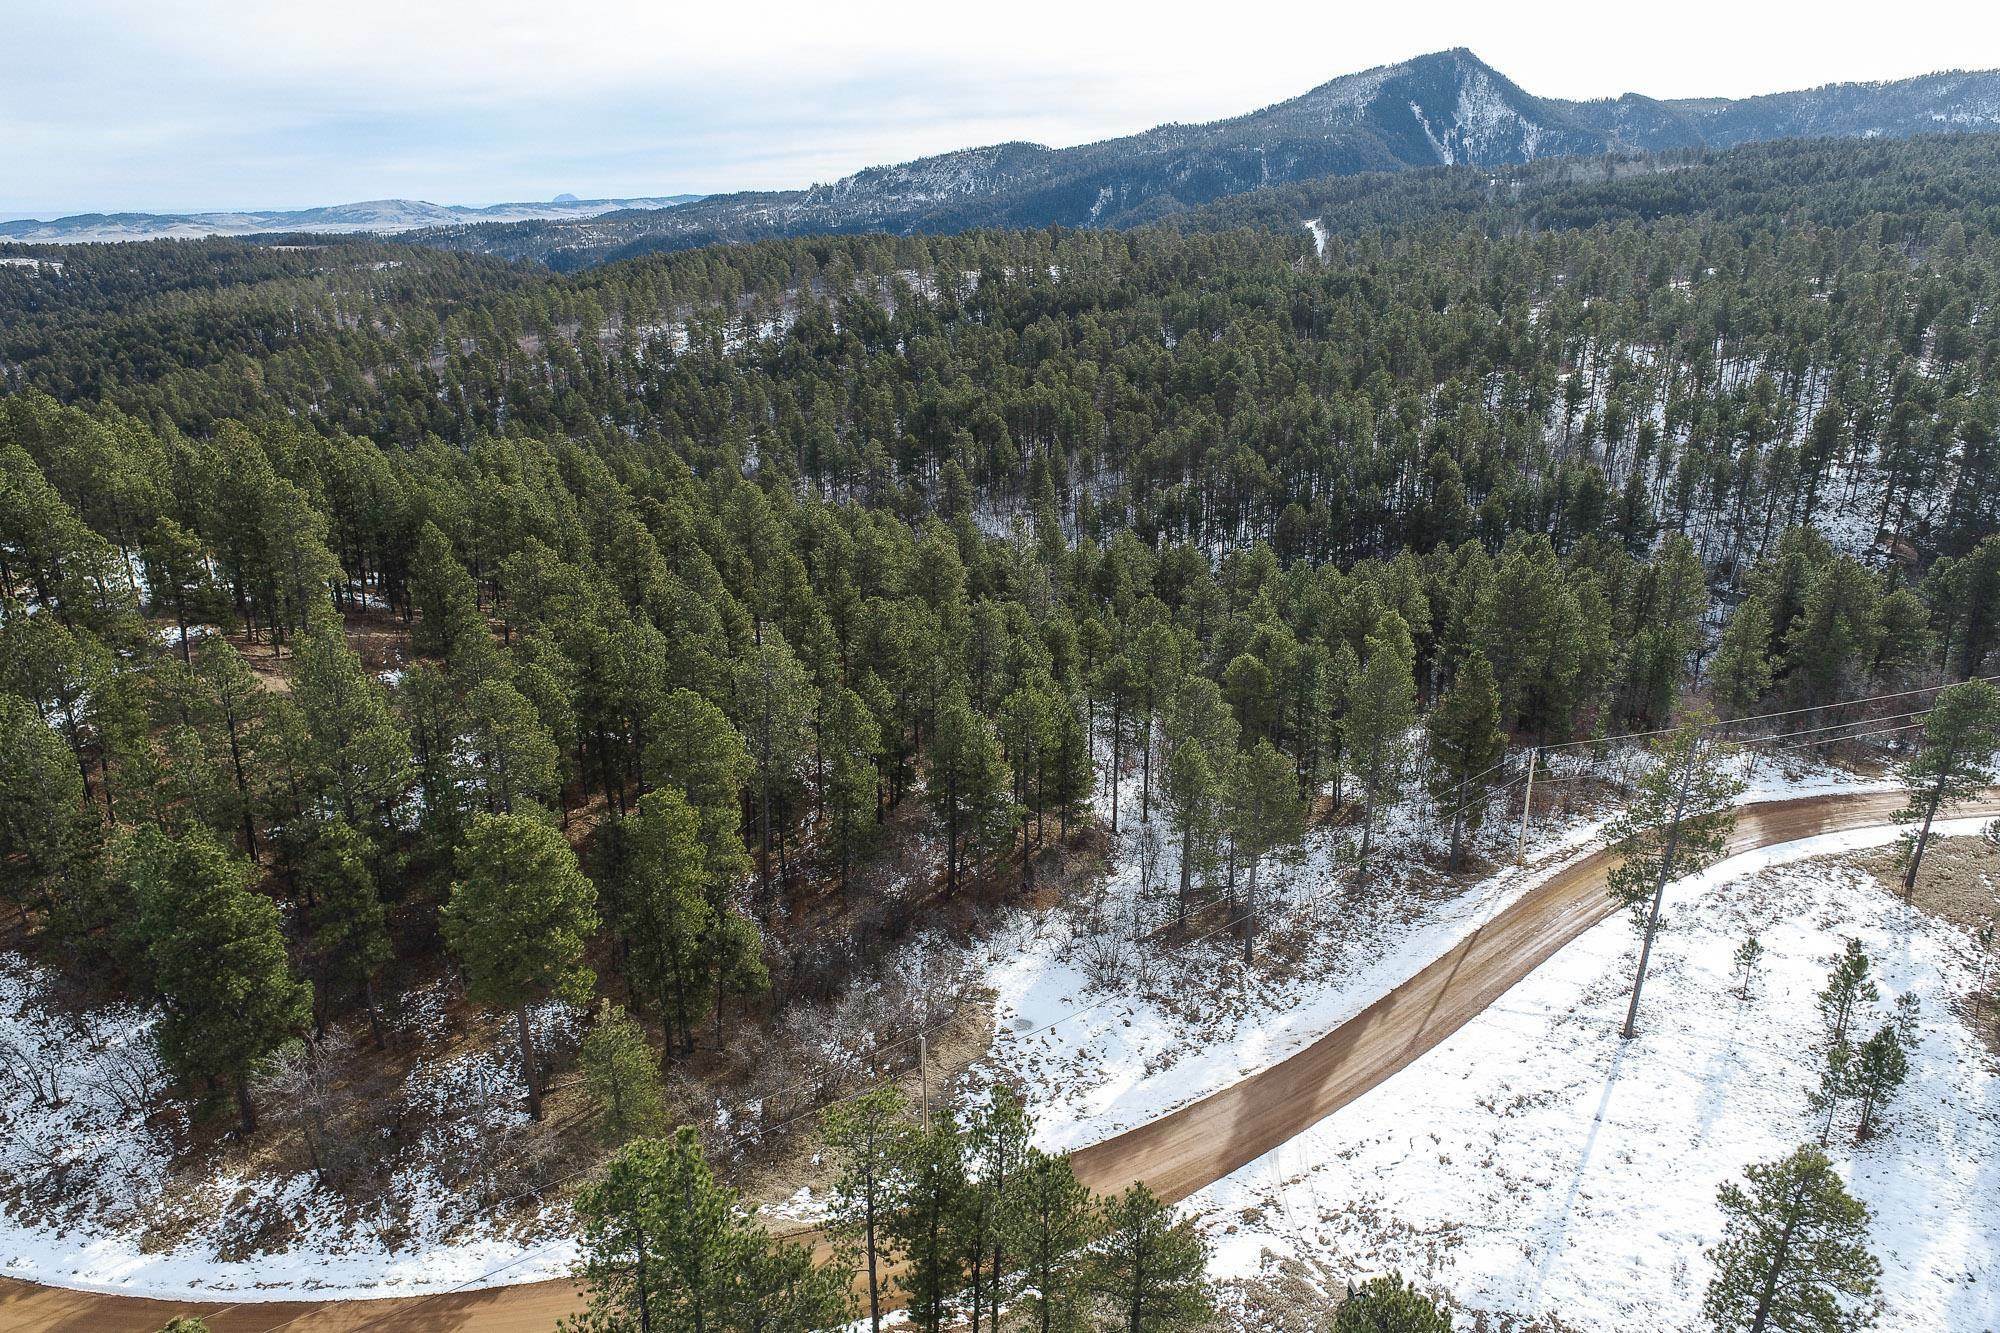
[{"left": 7, "top": 0, "right": 1999, "bottom": 218}]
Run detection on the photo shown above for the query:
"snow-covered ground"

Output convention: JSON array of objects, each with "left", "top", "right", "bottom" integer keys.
[
  {"left": 968, "top": 749, "right": 1894, "bottom": 1155},
  {"left": 1191, "top": 818, "right": 2000, "bottom": 1332},
  {"left": 0, "top": 968, "right": 583, "bottom": 1299},
  {"left": 0, "top": 742, "right": 1913, "bottom": 1301}
]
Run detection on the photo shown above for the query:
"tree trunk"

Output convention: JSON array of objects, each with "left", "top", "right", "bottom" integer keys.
[
  {"left": 1903, "top": 780, "right": 1944, "bottom": 897},
  {"left": 516, "top": 1006, "right": 543, "bottom": 1120},
  {"left": 234, "top": 1072, "right": 257, "bottom": 1135}
]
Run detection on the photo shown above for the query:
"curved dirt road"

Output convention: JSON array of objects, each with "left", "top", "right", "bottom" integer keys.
[{"left": 4, "top": 789, "right": 1985, "bottom": 1332}]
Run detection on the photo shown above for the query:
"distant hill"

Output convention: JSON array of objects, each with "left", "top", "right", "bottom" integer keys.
[
  {"left": 0, "top": 195, "right": 705, "bottom": 245},
  {"left": 402, "top": 49, "right": 2000, "bottom": 269}
]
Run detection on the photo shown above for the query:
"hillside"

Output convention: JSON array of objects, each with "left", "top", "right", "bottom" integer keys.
[
  {"left": 401, "top": 49, "right": 2000, "bottom": 268},
  {"left": 2, "top": 127, "right": 1999, "bottom": 1330},
  {"left": 0, "top": 194, "right": 705, "bottom": 245}
]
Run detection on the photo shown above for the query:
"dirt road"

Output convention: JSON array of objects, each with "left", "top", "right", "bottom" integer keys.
[{"left": 4, "top": 790, "right": 1983, "bottom": 1332}]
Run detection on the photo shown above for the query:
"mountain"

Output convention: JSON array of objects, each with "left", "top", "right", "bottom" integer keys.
[
  {"left": 0, "top": 194, "right": 705, "bottom": 245},
  {"left": 407, "top": 49, "right": 2000, "bottom": 270}
]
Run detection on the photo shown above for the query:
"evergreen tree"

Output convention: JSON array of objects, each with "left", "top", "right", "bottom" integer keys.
[
  {"left": 0, "top": 692, "right": 100, "bottom": 918},
  {"left": 1226, "top": 739, "right": 1304, "bottom": 965},
  {"left": 1042, "top": 691, "right": 1094, "bottom": 843},
  {"left": 822, "top": 683, "right": 883, "bottom": 887},
  {"left": 1604, "top": 714, "right": 1744, "bottom": 1038},
  {"left": 823, "top": 1086, "right": 912, "bottom": 1333},
  {"left": 296, "top": 820, "right": 390, "bottom": 1043},
  {"left": 291, "top": 619, "right": 411, "bottom": 827},
  {"left": 647, "top": 687, "right": 754, "bottom": 887},
  {"left": 1091, "top": 1183, "right": 1213, "bottom": 1333},
  {"left": 1851, "top": 1020, "right": 1912, "bottom": 1142},
  {"left": 1343, "top": 611, "right": 1417, "bottom": 873},
  {"left": 1332, "top": 1274, "right": 1454, "bottom": 1332},
  {"left": 1702, "top": 1146, "right": 1880, "bottom": 1333},
  {"left": 459, "top": 676, "right": 558, "bottom": 815},
  {"left": 440, "top": 812, "right": 598, "bottom": 1119},
  {"left": 578, "top": 1002, "right": 669, "bottom": 1145},
  {"left": 139, "top": 517, "right": 220, "bottom": 662},
  {"left": 1710, "top": 596, "right": 1776, "bottom": 718},
  {"left": 616, "top": 788, "right": 761, "bottom": 1055},
  {"left": 565, "top": 1127, "right": 848, "bottom": 1333},
  {"left": 736, "top": 633, "right": 813, "bottom": 910},
  {"left": 960, "top": 1086, "right": 1032, "bottom": 1333},
  {"left": 188, "top": 637, "right": 269, "bottom": 855},
  {"left": 129, "top": 826, "right": 312, "bottom": 1133},
  {"left": 1000, "top": 1147, "right": 1094, "bottom": 1333},
  {"left": 1425, "top": 651, "right": 1507, "bottom": 871},
  {"left": 890, "top": 1121, "right": 969, "bottom": 1333},
  {"left": 1817, "top": 939, "right": 1879, "bottom": 1052},
  {"left": 1892, "top": 679, "right": 2000, "bottom": 895},
  {"left": 927, "top": 686, "right": 1013, "bottom": 894}
]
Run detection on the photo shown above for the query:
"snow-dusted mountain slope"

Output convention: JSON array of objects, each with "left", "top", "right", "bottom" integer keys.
[{"left": 409, "top": 49, "right": 2000, "bottom": 269}]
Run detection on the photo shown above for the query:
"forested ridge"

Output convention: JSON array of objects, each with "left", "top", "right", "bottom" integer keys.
[{"left": 1, "top": 129, "right": 1999, "bottom": 1327}]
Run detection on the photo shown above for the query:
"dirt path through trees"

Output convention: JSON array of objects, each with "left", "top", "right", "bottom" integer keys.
[{"left": 5, "top": 790, "right": 1989, "bottom": 1333}]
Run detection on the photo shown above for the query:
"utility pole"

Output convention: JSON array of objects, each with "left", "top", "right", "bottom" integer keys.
[
  {"left": 919, "top": 1032, "right": 931, "bottom": 1133},
  {"left": 1516, "top": 747, "right": 1539, "bottom": 865},
  {"left": 1621, "top": 736, "right": 1701, "bottom": 1040}
]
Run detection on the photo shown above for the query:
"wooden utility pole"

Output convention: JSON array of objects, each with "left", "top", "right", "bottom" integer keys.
[
  {"left": 919, "top": 1032, "right": 931, "bottom": 1133},
  {"left": 1516, "top": 748, "right": 1539, "bottom": 865}
]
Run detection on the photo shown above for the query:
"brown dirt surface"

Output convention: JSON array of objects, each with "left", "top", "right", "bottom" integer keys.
[{"left": 6, "top": 788, "right": 1994, "bottom": 1332}]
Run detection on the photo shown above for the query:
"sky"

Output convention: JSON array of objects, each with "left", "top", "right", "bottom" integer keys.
[{"left": 6, "top": 0, "right": 2000, "bottom": 219}]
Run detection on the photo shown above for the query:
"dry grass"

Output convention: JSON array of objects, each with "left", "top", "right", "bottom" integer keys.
[{"left": 1849, "top": 830, "right": 2000, "bottom": 1050}]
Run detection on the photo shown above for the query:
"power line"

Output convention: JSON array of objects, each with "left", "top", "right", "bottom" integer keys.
[{"left": 246, "top": 676, "right": 1985, "bottom": 1329}]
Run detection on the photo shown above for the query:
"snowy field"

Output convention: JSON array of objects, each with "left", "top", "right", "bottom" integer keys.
[
  {"left": 971, "top": 751, "right": 1894, "bottom": 1156},
  {"left": 0, "top": 970, "right": 583, "bottom": 1298},
  {"left": 0, "top": 747, "right": 1912, "bottom": 1301},
  {"left": 1190, "top": 819, "right": 2000, "bottom": 1332}
]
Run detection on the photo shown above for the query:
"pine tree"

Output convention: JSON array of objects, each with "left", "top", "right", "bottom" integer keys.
[
  {"left": 464, "top": 676, "right": 560, "bottom": 815},
  {"left": 296, "top": 820, "right": 390, "bottom": 1044},
  {"left": 927, "top": 686, "right": 1013, "bottom": 894},
  {"left": 291, "top": 619, "right": 411, "bottom": 827},
  {"left": 1817, "top": 939, "right": 1879, "bottom": 1052},
  {"left": 188, "top": 637, "right": 268, "bottom": 855},
  {"left": 736, "top": 632, "right": 813, "bottom": 911},
  {"left": 565, "top": 1127, "right": 850, "bottom": 1333},
  {"left": 1892, "top": 679, "right": 2000, "bottom": 895},
  {"left": 647, "top": 687, "right": 754, "bottom": 887},
  {"left": 578, "top": 1002, "right": 668, "bottom": 1145},
  {"left": 1042, "top": 691, "right": 1094, "bottom": 843},
  {"left": 1710, "top": 596, "right": 1776, "bottom": 718},
  {"left": 1343, "top": 611, "right": 1417, "bottom": 874},
  {"left": 440, "top": 812, "right": 598, "bottom": 1119},
  {"left": 1425, "top": 651, "right": 1507, "bottom": 871},
  {"left": 0, "top": 692, "right": 100, "bottom": 918},
  {"left": 823, "top": 1086, "right": 912, "bottom": 1333},
  {"left": 409, "top": 520, "right": 495, "bottom": 678},
  {"left": 616, "top": 788, "right": 735, "bottom": 1054},
  {"left": 1733, "top": 935, "right": 1765, "bottom": 1002},
  {"left": 822, "top": 683, "right": 883, "bottom": 888},
  {"left": 960, "top": 1086, "right": 1032, "bottom": 1333},
  {"left": 1851, "top": 1020, "right": 1912, "bottom": 1142},
  {"left": 1604, "top": 713, "right": 1744, "bottom": 1038},
  {"left": 1702, "top": 1146, "right": 1880, "bottom": 1333},
  {"left": 1226, "top": 739, "right": 1304, "bottom": 965},
  {"left": 1331, "top": 1274, "right": 1453, "bottom": 1332},
  {"left": 1090, "top": 1183, "right": 1213, "bottom": 1333},
  {"left": 891, "top": 1121, "right": 969, "bottom": 1333},
  {"left": 139, "top": 517, "right": 220, "bottom": 662},
  {"left": 129, "top": 826, "right": 312, "bottom": 1133},
  {"left": 1000, "top": 1147, "right": 1094, "bottom": 1333}
]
